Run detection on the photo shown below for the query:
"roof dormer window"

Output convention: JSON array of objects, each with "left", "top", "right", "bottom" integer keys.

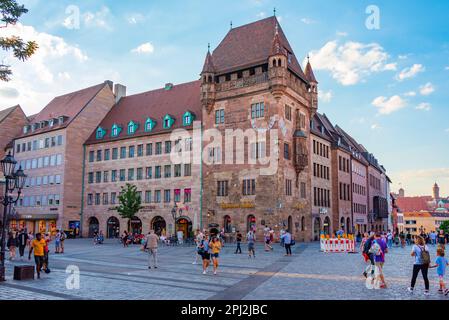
[
  {"left": 163, "top": 114, "right": 174, "bottom": 129},
  {"left": 23, "top": 126, "right": 28, "bottom": 134},
  {"left": 58, "top": 116, "right": 64, "bottom": 125},
  {"left": 49, "top": 119, "right": 54, "bottom": 127},
  {"left": 127, "top": 121, "right": 138, "bottom": 135},
  {"left": 183, "top": 111, "right": 195, "bottom": 126},
  {"left": 145, "top": 118, "right": 156, "bottom": 132},
  {"left": 111, "top": 124, "right": 122, "bottom": 137},
  {"left": 96, "top": 127, "right": 106, "bottom": 139}
]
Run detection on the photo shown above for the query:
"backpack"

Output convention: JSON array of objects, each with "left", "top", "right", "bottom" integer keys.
[
  {"left": 363, "top": 238, "right": 373, "bottom": 255},
  {"left": 369, "top": 241, "right": 382, "bottom": 256},
  {"left": 419, "top": 246, "right": 430, "bottom": 265},
  {"left": 60, "top": 232, "right": 66, "bottom": 241}
]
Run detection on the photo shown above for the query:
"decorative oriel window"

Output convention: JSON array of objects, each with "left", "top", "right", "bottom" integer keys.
[
  {"left": 163, "top": 114, "right": 175, "bottom": 129},
  {"left": 96, "top": 127, "right": 106, "bottom": 139},
  {"left": 111, "top": 124, "right": 122, "bottom": 137},
  {"left": 183, "top": 111, "right": 195, "bottom": 126},
  {"left": 145, "top": 118, "right": 156, "bottom": 132},
  {"left": 127, "top": 121, "right": 138, "bottom": 135}
]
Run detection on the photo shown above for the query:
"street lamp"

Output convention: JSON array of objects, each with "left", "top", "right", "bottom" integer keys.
[{"left": 1, "top": 152, "right": 27, "bottom": 282}]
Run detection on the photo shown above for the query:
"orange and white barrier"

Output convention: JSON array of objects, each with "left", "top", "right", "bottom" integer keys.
[{"left": 321, "top": 237, "right": 356, "bottom": 253}]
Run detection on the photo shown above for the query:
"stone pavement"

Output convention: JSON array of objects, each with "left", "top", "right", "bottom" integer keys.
[{"left": 0, "top": 239, "right": 447, "bottom": 300}]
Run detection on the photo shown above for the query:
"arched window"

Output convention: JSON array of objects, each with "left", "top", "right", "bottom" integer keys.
[
  {"left": 272, "top": 59, "right": 277, "bottom": 67},
  {"left": 223, "top": 215, "right": 232, "bottom": 233},
  {"left": 247, "top": 215, "right": 256, "bottom": 233},
  {"left": 301, "top": 216, "right": 305, "bottom": 231},
  {"left": 278, "top": 58, "right": 282, "bottom": 67}
]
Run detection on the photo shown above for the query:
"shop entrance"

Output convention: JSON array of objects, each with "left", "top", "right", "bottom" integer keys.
[
  {"left": 151, "top": 216, "right": 166, "bottom": 236},
  {"left": 247, "top": 215, "right": 256, "bottom": 233},
  {"left": 176, "top": 217, "right": 192, "bottom": 240},
  {"left": 88, "top": 217, "right": 99, "bottom": 238},
  {"left": 313, "top": 218, "right": 321, "bottom": 241},
  {"left": 129, "top": 216, "right": 142, "bottom": 234},
  {"left": 107, "top": 216, "right": 120, "bottom": 238},
  {"left": 323, "top": 216, "right": 331, "bottom": 235}
]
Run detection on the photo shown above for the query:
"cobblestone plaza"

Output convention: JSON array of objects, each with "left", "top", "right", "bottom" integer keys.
[{"left": 0, "top": 239, "right": 447, "bottom": 300}]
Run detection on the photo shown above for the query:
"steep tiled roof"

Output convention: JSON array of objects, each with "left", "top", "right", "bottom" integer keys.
[
  {"left": 0, "top": 105, "right": 20, "bottom": 124},
  {"left": 397, "top": 196, "right": 433, "bottom": 212},
  {"left": 311, "top": 113, "right": 333, "bottom": 142},
  {"left": 305, "top": 61, "right": 317, "bottom": 83},
  {"left": 404, "top": 211, "right": 432, "bottom": 218},
  {"left": 201, "top": 51, "right": 216, "bottom": 73},
  {"left": 18, "top": 82, "right": 108, "bottom": 138},
  {"left": 210, "top": 16, "right": 307, "bottom": 81},
  {"left": 334, "top": 125, "right": 369, "bottom": 165},
  {"left": 85, "top": 80, "right": 202, "bottom": 145}
]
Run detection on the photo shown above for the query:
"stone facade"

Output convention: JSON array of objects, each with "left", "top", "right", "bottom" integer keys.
[
  {"left": 351, "top": 156, "right": 369, "bottom": 232},
  {"left": 331, "top": 148, "right": 352, "bottom": 233},
  {"left": 82, "top": 132, "right": 201, "bottom": 238}
]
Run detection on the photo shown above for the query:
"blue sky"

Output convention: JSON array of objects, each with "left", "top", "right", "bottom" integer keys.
[{"left": 0, "top": 0, "right": 448, "bottom": 196}]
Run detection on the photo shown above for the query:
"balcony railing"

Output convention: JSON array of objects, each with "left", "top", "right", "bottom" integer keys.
[{"left": 216, "top": 72, "right": 269, "bottom": 92}]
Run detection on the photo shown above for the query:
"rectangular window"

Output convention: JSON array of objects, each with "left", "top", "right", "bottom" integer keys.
[
  {"left": 87, "top": 194, "right": 93, "bottom": 205},
  {"left": 165, "top": 141, "right": 172, "bottom": 154},
  {"left": 112, "top": 148, "right": 118, "bottom": 160},
  {"left": 184, "top": 164, "right": 191, "bottom": 176},
  {"left": 285, "top": 105, "right": 292, "bottom": 121},
  {"left": 155, "top": 142, "right": 162, "bottom": 155},
  {"left": 111, "top": 170, "right": 117, "bottom": 182},
  {"left": 103, "top": 171, "right": 109, "bottom": 183},
  {"left": 88, "top": 172, "right": 94, "bottom": 184},
  {"left": 174, "top": 164, "right": 182, "bottom": 177},
  {"left": 155, "top": 166, "right": 161, "bottom": 179},
  {"left": 164, "top": 190, "right": 171, "bottom": 203},
  {"left": 137, "top": 167, "right": 143, "bottom": 180},
  {"left": 146, "top": 143, "right": 153, "bottom": 156},
  {"left": 242, "top": 179, "right": 256, "bottom": 195},
  {"left": 285, "top": 179, "right": 292, "bottom": 196},
  {"left": 104, "top": 149, "right": 110, "bottom": 161},
  {"left": 217, "top": 181, "right": 229, "bottom": 197},
  {"left": 137, "top": 144, "right": 143, "bottom": 157},
  {"left": 95, "top": 193, "right": 100, "bottom": 205},
  {"left": 129, "top": 146, "right": 135, "bottom": 158},
  {"left": 103, "top": 193, "right": 109, "bottom": 205},
  {"left": 164, "top": 165, "right": 171, "bottom": 178},
  {"left": 55, "top": 175, "right": 61, "bottom": 184},
  {"left": 174, "top": 189, "right": 181, "bottom": 203},
  {"left": 215, "top": 109, "right": 225, "bottom": 124},
  {"left": 56, "top": 154, "right": 62, "bottom": 166},
  {"left": 300, "top": 182, "right": 306, "bottom": 199},
  {"left": 184, "top": 189, "right": 191, "bottom": 203},
  {"left": 120, "top": 147, "right": 126, "bottom": 159},
  {"left": 97, "top": 150, "right": 102, "bottom": 162},
  {"left": 154, "top": 190, "right": 161, "bottom": 203},
  {"left": 57, "top": 135, "right": 63, "bottom": 146},
  {"left": 51, "top": 137, "right": 56, "bottom": 147},
  {"left": 145, "top": 191, "right": 152, "bottom": 203},
  {"left": 111, "top": 192, "right": 117, "bottom": 205},
  {"left": 146, "top": 167, "right": 152, "bottom": 179},
  {"left": 96, "top": 171, "right": 101, "bottom": 183},
  {"left": 128, "top": 168, "right": 135, "bottom": 181},
  {"left": 284, "top": 143, "right": 290, "bottom": 160},
  {"left": 120, "top": 169, "right": 126, "bottom": 181},
  {"left": 185, "top": 138, "right": 193, "bottom": 152},
  {"left": 251, "top": 102, "right": 265, "bottom": 119}
]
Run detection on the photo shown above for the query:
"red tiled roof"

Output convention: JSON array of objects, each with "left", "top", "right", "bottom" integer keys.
[
  {"left": 305, "top": 61, "right": 317, "bottom": 83},
  {"left": 404, "top": 211, "right": 432, "bottom": 218},
  {"left": 202, "top": 51, "right": 215, "bottom": 73},
  {"left": 85, "top": 80, "right": 202, "bottom": 145},
  {"left": 210, "top": 16, "right": 307, "bottom": 81},
  {"left": 18, "top": 82, "right": 108, "bottom": 138},
  {"left": 0, "top": 105, "right": 21, "bottom": 124},
  {"left": 397, "top": 196, "right": 433, "bottom": 212}
]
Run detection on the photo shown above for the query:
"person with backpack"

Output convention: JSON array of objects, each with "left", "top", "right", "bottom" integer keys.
[
  {"left": 372, "top": 232, "right": 388, "bottom": 288},
  {"left": 235, "top": 231, "right": 242, "bottom": 254},
  {"left": 362, "top": 233, "right": 375, "bottom": 278},
  {"left": 198, "top": 234, "right": 211, "bottom": 274},
  {"left": 408, "top": 235, "right": 431, "bottom": 295}
]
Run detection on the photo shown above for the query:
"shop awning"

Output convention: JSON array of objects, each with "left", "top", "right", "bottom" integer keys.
[{"left": 15, "top": 214, "right": 59, "bottom": 221}]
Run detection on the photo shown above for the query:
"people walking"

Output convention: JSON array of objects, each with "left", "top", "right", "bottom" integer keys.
[
  {"left": 144, "top": 230, "right": 159, "bottom": 269},
  {"left": 430, "top": 247, "right": 449, "bottom": 295},
  {"left": 264, "top": 227, "right": 273, "bottom": 251},
  {"left": 193, "top": 230, "right": 204, "bottom": 264},
  {"left": 28, "top": 233, "right": 46, "bottom": 279},
  {"left": 43, "top": 233, "right": 51, "bottom": 273},
  {"left": 209, "top": 236, "right": 222, "bottom": 275},
  {"left": 7, "top": 231, "right": 17, "bottom": 261},
  {"left": 55, "top": 230, "right": 61, "bottom": 254},
  {"left": 373, "top": 232, "right": 388, "bottom": 289},
  {"left": 199, "top": 234, "right": 210, "bottom": 274},
  {"left": 247, "top": 230, "right": 256, "bottom": 258},
  {"left": 408, "top": 236, "right": 431, "bottom": 295},
  {"left": 17, "top": 229, "right": 28, "bottom": 261},
  {"left": 281, "top": 230, "right": 293, "bottom": 256},
  {"left": 122, "top": 230, "right": 130, "bottom": 247},
  {"left": 386, "top": 230, "right": 393, "bottom": 249},
  {"left": 429, "top": 231, "right": 437, "bottom": 246},
  {"left": 437, "top": 230, "right": 446, "bottom": 250},
  {"left": 235, "top": 231, "right": 242, "bottom": 254},
  {"left": 60, "top": 229, "right": 67, "bottom": 253},
  {"left": 362, "top": 233, "right": 375, "bottom": 278}
]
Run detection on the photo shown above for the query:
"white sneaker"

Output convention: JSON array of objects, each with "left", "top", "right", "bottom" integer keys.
[
  {"left": 192, "top": 262, "right": 197, "bottom": 264},
  {"left": 214, "top": 271, "right": 217, "bottom": 275},
  {"left": 424, "top": 290, "right": 431, "bottom": 296},
  {"left": 407, "top": 287, "right": 414, "bottom": 293},
  {"left": 203, "top": 271, "right": 206, "bottom": 275}
]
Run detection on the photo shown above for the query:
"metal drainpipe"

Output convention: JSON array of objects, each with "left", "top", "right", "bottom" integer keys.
[{"left": 79, "top": 144, "right": 86, "bottom": 238}]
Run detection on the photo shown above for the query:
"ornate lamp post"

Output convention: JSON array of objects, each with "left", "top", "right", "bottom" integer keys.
[{"left": 1, "top": 152, "right": 27, "bottom": 281}]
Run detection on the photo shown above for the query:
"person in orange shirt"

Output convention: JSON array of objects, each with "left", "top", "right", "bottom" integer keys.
[
  {"left": 209, "top": 236, "right": 222, "bottom": 275},
  {"left": 28, "top": 233, "right": 46, "bottom": 279}
]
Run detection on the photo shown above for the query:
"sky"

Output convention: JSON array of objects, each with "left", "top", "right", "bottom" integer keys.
[{"left": 0, "top": 0, "right": 448, "bottom": 197}]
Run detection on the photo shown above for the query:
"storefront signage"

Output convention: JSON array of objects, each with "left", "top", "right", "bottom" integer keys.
[
  {"left": 140, "top": 206, "right": 156, "bottom": 212},
  {"left": 293, "top": 203, "right": 307, "bottom": 210},
  {"left": 319, "top": 208, "right": 328, "bottom": 215},
  {"left": 220, "top": 202, "right": 255, "bottom": 209}
]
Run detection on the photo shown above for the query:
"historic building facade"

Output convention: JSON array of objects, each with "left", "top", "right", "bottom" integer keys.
[
  {"left": 82, "top": 81, "right": 202, "bottom": 238},
  {"left": 11, "top": 82, "right": 116, "bottom": 234},
  {"left": 200, "top": 17, "right": 316, "bottom": 241}
]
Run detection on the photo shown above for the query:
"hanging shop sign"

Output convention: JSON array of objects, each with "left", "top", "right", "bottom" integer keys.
[{"left": 220, "top": 202, "right": 255, "bottom": 209}]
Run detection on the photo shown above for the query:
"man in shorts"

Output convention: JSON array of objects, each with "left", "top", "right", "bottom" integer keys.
[{"left": 28, "top": 233, "right": 46, "bottom": 279}]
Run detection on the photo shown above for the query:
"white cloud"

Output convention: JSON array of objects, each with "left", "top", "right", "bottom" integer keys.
[
  {"left": 0, "top": 23, "right": 120, "bottom": 115},
  {"left": 256, "top": 12, "right": 266, "bottom": 19},
  {"left": 404, "top": 91, "right": 416, "bottom": 97},
  {"left": 445, "top": 128, "right": 449, "bottom": 133},
  {"left": 396, "top": 64, "right": 425, "bottom": 81},
  {"left": 301, "top": 18, "right": 317, "bottom": 24},
  {"left": 308, "top": 40, "right": 395, "bottom": 86},
  {"left": 398, "top": 55, "right": 408, "bottom": 60},
  {"left": 383, "top": 63, "right": 397, "bottom": 71},
  {"left": 83, "top": 6, "right": 112, "bottom": 31},
  {"left": 131, "top": 42, "right": 155, "bottom": 54},
  {"left": 445, "top": 66, "right": 449, "bottom": 71},
  {"left": 318, "top": 90, "right": 332, "bottom": 103},
  {"left": 419, "top": 82, "right": 435, "bottom": 96},
  {"left": 416, "top": 103, "right": 431, "bottom": 111},
  {"left": 371, "top": 124, "right": 381, "bottom": 130},
  {"left": 372, "top": 95, "right": 407, "bottom": 115}
]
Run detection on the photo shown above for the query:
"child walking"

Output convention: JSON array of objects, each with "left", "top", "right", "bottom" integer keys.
[{"left": 430, "top": 248, "right": 449, "bottom": 295}]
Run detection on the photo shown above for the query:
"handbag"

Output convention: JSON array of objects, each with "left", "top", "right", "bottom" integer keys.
[{"left": 290, "top": 239, "right": 296, "bottom": 246}]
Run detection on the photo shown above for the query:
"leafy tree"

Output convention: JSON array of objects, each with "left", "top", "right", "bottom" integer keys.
[
  {"left": 439, "top": 221, "right": 449, "bottom": 234},
  {"left": 0, "top": 0, "right": 38, "bottom": 81},
  {"left": 116, "top": 184, "right": 143, "bottom": 232}
]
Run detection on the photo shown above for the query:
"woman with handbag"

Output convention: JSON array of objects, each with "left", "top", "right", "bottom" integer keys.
[{"left": 408, "top": 235, "right": 431, "bottom": 295}]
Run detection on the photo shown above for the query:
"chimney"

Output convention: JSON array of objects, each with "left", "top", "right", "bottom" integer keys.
[
  {"left": 164, "top": 83, "right": 173, "bottom": 91},
  {"left": 104, "top": 80, "right": 113, "bottom": 90},
  {"left": 114, "top": 84, "right": 127, "bottom": 103}
]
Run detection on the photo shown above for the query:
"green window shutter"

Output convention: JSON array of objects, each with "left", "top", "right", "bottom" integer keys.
[
  {"left": 111, "top": 124, "right": 122, "bottom": 137},
  {"left": 128, "top": 121, "right": 138, "bottom": 135},
  {"left": 145, "top": 118, "right": 156, "bottom": 132},
  {"left": 163, "top": 115, "right": 175, "bottom": 129},
  {"left": 183, "top": 111, "right": 195, "bottom": 126},
  {"left": 96, "top": 127, "right": 106, "bottom": 139}
]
